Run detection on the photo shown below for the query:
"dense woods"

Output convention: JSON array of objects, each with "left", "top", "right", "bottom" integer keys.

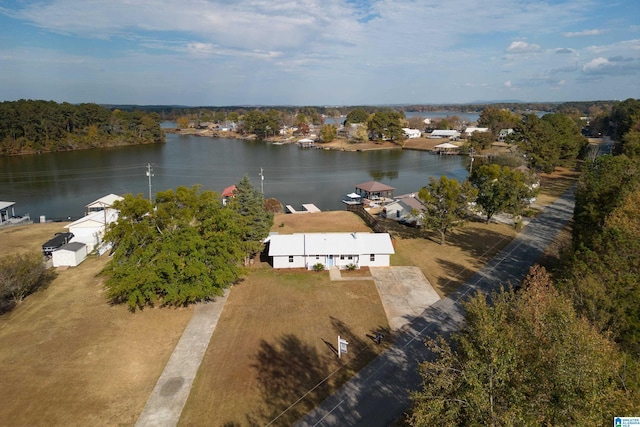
[{"left": 0, "top": 100, "right": 164, "bottom": 155}]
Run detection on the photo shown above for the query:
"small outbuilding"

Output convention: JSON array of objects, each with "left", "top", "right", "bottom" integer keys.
[{"left": 52, "top": 242, "right": 87, "bottom": 267}]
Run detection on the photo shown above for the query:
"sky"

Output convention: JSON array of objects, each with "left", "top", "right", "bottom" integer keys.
[{"left": 1, "top": 0, "right": 639, "bottom": 106}]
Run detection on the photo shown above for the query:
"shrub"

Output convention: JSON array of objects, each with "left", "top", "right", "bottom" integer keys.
[
  {"left": 313, "top": 263, "right": 325, "bottom": 272},
  {"left": 0, "top": 252, "right": 56, "bottom": 313},
  {"left": 346, "top": 263, "right": 357, "bottom": 271}
]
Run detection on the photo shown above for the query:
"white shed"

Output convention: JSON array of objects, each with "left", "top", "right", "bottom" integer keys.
[
  {"left": 267, "top": 232, "right": 395, "bottom": 270},
  {"left": 52, "top": 242, "right": 88, "bottom": 267}
]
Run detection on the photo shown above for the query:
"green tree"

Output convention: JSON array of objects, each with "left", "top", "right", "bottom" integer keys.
[
  {"left": 418, "top": 176, "right": 477, "bottom": 245},
  {"left": 467, "top": 131, "right": 495, "bottom": 150},
  {"left": 350, "top": 124, "right": 369, "bottom": 143},
  {"left": 622, "top": 126, "right": 640, "bottom": 159},
  {"left": 561, "top": 188, "right": 640, "bottom": 356},
  {"left": 367, "top": 111, "right": 404, "bottom": 142},
  {"left": 477, "top": 107, "right": 521, "bottom": 135},
  {"left": 319, "top": 124, "right": 337, "bottom": 142},
  {"left": 176, "top": 116, "right": 190, "bottom": 129},
  {"left": 227, "top": 176, "right": 274, "bottom": 265},
  {"left": 345, "top": 108, "right": 369, "bottom": 124},
  {"left": 573, "top": 155, "right": 640, "bottom": 249},
  {"left": 409, "top": 266, "right": 638, "bottom": 426},
  {"left": 102, "top": 187, "right": 244, "bottom": 310},
  {"left": 511, "top": 113, "right": 587, "bottom": 172}
]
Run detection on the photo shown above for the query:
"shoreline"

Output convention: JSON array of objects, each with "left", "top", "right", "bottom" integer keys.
[{"left": 165, "top": 127, "right": 454, "bottom": 153}]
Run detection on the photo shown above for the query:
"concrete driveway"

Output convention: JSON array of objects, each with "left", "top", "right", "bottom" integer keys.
[{"left": 369, "top": 267, "right": 440, "bottom": 332}]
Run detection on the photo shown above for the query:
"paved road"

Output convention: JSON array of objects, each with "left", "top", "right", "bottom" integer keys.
[{"left": 295, "top": 186, "right": 576, "bottom": 426}]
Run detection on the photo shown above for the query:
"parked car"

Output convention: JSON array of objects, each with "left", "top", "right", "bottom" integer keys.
[{"left": 42, "top": 232, "right": 74, "bottom": 257}]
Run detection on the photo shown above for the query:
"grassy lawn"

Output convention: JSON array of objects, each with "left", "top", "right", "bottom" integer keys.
[
  {"left": 180, "top": 268, "right": 389, "bottom": 426},
  {"left": 0, "top": 253, "right": 194, "bottom": 426}
]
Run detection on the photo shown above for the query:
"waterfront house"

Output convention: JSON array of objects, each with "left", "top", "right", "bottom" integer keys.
[
  {"left": 402, "top": 128, "right": 422, "bottom": 139},
  {"left": 381, "top": 194, "right": 426, "bottom": 224},
  {"left": 429, "top": 130, "right": 461, "bottom": 140},
  {"left": 221, "top": 185, "right": 236, "bottom": 206},
  {"left": 463, "top": 127, "right": 490, "bottom": 137},
  {"left": 65, "top": 208, "right": 119, "bottom": 253},
  {"left": 267, "top": 232, "right": 395, "bottom": 270},
  {"left": 498, "top": 128, "right": 514, "bottom": 142}
]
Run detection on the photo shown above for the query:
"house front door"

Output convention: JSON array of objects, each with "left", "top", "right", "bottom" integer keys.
[{"left": 327, "top": 255, "right": 334, "bottom": 267}]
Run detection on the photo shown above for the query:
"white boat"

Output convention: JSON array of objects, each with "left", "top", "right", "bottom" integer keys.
[{"left": 342, "top": 192, "right": 362, "bottom": 205}]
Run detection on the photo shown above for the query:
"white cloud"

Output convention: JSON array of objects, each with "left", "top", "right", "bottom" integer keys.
[
  {"left": 563, "top": 29, "right": 603, "bottom": 37},
  {"left": 504, "top": 80, "right": 512, "bottom": 88},
  {"left": 582, "top": 56, "right": 640, "bottom": 75},
  {"left": 506, "top": 41, "right": 541, "bottom": 53}
]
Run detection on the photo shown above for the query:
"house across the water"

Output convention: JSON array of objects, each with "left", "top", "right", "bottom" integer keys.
[{"left": 267, "top": 232, "right": 394, "bottom": 270}]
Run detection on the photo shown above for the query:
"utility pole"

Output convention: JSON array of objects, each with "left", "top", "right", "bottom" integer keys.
[
  {"left": 259, "top": 167, "right": 264, "bottom": 195},
  {"left": 146, "top": 163, "right": 154, "bottom": 203}
]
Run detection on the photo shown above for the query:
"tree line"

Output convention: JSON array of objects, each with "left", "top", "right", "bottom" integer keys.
[
  {"left": 0, "top": 100, "right": 164, "bottom": 156},
  {"left": 409, "top": 99, "right": 640, "bottom": 425}
]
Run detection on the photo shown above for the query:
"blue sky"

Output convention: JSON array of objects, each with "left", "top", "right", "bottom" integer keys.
[{"left": 1, "top": 0, "right": 639, "bottom": 106}]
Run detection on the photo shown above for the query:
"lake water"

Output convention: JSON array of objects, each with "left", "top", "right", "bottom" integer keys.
[{"left": 0, "top": 132, "right": 469, "bottom": 221}]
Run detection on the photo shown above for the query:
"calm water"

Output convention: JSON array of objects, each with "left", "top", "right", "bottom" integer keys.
[{"left": 0, "top": 132, "right": 469, "bottom": 220}]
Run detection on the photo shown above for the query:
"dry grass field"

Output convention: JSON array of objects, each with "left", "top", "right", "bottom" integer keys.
[
  {"left": 180, "top": 269, "right": 389, "bottom": 426},
  {"left": 0, "top": 165, "right": 579, "bottom": 426},
  {"left": 0, "top": 226, "right": 194, "bottom": 426}
]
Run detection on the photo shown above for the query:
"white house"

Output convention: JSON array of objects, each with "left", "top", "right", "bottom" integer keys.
[
  {"left": 267, "top": 232, "right": 395, "bottom": 270},
  {"left": 402, "top": 128, "right": 422, "bottom": 139},
  {"left": 65, "top": 208, "right": 119, "bottom": 253},
  {"left": 52, "top": 242, "right": 88, "bottom": 267},
  {"left": 382, "top": 195, "right": 426, "bottom": 224},
  {"left": 428, "top": 130, "right": 461, "bottom": 140},
  {"left": 498, "top": 128, "right": 514, "bottom": 142},
  {"left": 463, "top": 127, "right": 490, "bottom": 137}
]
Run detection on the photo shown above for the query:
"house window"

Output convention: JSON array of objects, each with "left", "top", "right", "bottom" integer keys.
[
  {"left": 348, "top": 255, "right": 353, "bottom": 260},
  {"left": 370, "top": 254, "right": 375, "bottom": 262},
  {"left": 316, "top": 255, "right": 319, "bottom": 260},
  {"left": 396, "top": 210, "right": 400, "bottom": 218},
  {"left": 340, "top": 255, "right": 345, "bottom": 260},
  {"left": 288, "top": 256, "right": 294, "bottom": 263}
]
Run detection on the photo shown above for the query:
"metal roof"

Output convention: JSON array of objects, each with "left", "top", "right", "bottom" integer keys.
[
  {"left": 0, "top": 201, "right": 16, "bottom": 210},
  {"left": 355, "top": 181, "right": 395, "bottom": 192},
  {"left": 268, "top": 232, "right": 395, "bottom": 257}
]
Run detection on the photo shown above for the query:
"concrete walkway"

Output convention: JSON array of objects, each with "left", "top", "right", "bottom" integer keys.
[{"left": 135, "top": 289, "right": 230, "bottom": 427}]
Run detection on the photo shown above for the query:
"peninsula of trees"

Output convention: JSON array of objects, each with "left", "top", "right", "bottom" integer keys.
[{"left": 0, "top": 100, "right": 164, "bottom": 156}]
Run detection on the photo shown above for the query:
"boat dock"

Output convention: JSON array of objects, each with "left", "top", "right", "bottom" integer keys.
[{"left": 285, "top": 204, "right": 321, "bottom": 214}]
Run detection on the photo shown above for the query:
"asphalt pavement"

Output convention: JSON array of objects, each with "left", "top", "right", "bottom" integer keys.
[{"left": 294, "top": 186, "right": 576, "bottom": 426}]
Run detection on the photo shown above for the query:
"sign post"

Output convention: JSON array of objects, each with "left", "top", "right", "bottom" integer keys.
[{"left": 337, "top": 335, "right": 349, "bottom": 358}]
